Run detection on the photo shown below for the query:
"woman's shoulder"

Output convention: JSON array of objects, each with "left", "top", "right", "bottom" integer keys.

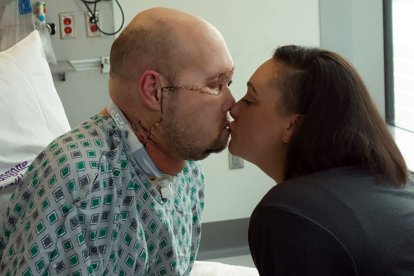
[
  {"left": 260, "top": 167, "right": 362, "bottom": 202},
  {"left": 255, "top": 166, "right": 399, "bottom": 218},
  {"left": 256, "top": 165, "right": 414, "bottom": 233}
]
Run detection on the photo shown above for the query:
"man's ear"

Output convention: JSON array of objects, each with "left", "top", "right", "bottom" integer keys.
[
  {"left": 282, "top": 114, "right": 301, "bottom": 144},
  {"left": 139, "top": 70, "right": 163, "bottom": 111}
]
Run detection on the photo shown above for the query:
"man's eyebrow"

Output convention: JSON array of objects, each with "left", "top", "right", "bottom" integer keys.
[
  {"left": 247, "top": 81, "right": 257, "bottom": 94},
  {"left": 207, "top": 67, "right": 235, "bottom": 80}
]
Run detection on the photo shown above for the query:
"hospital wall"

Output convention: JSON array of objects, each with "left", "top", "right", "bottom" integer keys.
[
  {"left": 320, "top": 0, "right": 385, "bottom": 118},
  {"left": 47, "top": 0, "right": 384, "bottom": 225},
  {"left": 48, "top": 1, "right": 113, "bottom": 127}
]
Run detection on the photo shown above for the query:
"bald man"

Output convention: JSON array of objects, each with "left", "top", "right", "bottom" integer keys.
[{"left": 0, "top": 8, "right": 234, "bottom": 275}]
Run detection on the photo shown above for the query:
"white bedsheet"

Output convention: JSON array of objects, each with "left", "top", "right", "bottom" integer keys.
[{"left": 191, "top": 261, "right": 259, "bottom": 276}]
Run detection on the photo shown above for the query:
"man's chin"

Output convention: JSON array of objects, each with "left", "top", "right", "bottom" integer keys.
[
  {"left": 178, "top": 130, "right": 230, "bottom": 161},
  {"left": 188, "top": 138, "right": 228, "bottom": 161},
  {"left": 204, "top": 136, "right": 229, "bottom": 156},
  {"left": 206, "top": 144, "right": 227, "bottom": 155}
]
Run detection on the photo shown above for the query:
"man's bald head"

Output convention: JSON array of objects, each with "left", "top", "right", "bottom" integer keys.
[{"left": 109, "top": 7, "right": 227, "bottom": 83}]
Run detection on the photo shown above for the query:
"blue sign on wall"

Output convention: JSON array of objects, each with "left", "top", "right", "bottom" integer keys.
[{"left": 18, "top": 0, "right": 33, "bottom": 15}]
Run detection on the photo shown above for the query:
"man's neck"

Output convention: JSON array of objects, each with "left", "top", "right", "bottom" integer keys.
[
  {"left": 100, "top": 107, "right": 185, "bottom": 176},
  {"left": 145, "top": 141, "right": 186, "bottom": 176}
]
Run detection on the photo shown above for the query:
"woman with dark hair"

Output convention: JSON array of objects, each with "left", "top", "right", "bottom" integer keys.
[{"left": 229, "top": 45, "right": 414, "bottom": 275}]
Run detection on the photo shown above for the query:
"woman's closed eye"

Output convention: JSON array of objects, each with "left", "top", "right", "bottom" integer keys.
[{"left": 241, "top": 97, "right": 253, "bottom": 105}]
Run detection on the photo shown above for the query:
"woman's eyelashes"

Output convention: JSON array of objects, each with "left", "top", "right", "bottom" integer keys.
[{"left": 241, "top": 96, "right": 253, "bottom": 105}]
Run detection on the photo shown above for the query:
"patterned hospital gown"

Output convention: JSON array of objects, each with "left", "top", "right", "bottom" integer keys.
[{"left": 0, "top": 114, "right": 205, "bottom": 275}]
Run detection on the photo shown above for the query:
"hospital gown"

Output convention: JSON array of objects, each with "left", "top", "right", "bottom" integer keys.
[{"left": 0, "top": 113, "right": 205, "bottom": 275}]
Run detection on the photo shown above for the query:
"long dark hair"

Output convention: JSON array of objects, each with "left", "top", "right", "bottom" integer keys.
[{"left": 273, "top": 45, "right": 407, "bottom": 186}]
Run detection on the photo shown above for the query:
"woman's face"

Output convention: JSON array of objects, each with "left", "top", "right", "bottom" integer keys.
[{"left": 229, "top": 59, "right": 297, "bottom": 168}]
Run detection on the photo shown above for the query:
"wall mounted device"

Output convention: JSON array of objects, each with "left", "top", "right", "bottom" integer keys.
[
  {"left": 59, "top": 12, "right": 76, "bottom": 39},
  {"left": 85, "top": 10, "right": 103, "bottom": 38}
]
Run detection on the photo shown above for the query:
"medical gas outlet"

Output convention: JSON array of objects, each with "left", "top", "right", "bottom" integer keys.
[
  {"left": 85, "top": 11, "right": 103, "bottom": 38},
  {"left": 59, "top": 12, "right": 76, "bottom": 39}
]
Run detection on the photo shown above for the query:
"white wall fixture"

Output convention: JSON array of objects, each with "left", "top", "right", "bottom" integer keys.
[
  {"left": 101, "top": 56, "right": 110, "bottom": 73},
  {"left": 228, "top": 153, "right": 244, "bottom": 170}
]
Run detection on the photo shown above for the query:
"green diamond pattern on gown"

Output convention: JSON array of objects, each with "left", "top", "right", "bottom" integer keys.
[{"left": 0, "top": 114, "right": 205, "bottom": 275}]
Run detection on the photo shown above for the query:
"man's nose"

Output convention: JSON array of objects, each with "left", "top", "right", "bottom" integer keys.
[
  {"left": 229, "top": 101, "right": 239, "bottom": 120},
  {"left": 222, "top": 88, "right": 235, "bottom": 112}
]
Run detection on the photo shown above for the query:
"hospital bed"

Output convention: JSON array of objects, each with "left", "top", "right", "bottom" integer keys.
[{"left": 0, "top": 30, "right": 258, "bottom": 275}]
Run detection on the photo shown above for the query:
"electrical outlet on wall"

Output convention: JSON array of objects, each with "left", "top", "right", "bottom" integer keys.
[
  {"left": 85, "top": 11, "right": 103, "bottom": 38},
  {"left": 59, "top": 12, "right": 76, "bottom": 39}
]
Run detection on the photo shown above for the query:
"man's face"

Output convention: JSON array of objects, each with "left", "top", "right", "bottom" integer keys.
[{"left": 160, "top": 45, "right": 235, "bottom": 161}]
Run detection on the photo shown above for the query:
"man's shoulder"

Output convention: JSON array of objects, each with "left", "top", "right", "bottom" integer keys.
[
  {"left": 20, "top": 114, "right": 115, "bottom": 197},
  {"left": 43, "top": 114, "right": 113, "bottom": 159}
]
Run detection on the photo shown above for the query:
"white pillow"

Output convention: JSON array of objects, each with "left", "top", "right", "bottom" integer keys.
[{"left": 0, "top": 30, "right": 70, "bottom": 190}]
